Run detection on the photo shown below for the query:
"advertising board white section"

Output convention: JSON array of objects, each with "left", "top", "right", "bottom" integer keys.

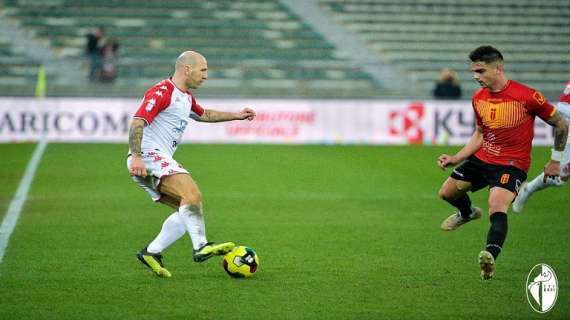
[{"left": 0, "top": 98, "right": 554, "bottom": 145}]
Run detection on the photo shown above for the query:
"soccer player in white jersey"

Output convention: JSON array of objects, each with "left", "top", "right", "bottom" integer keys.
[
  {"left": 513, "top": 81, "right": 570, "bottom": 212},
  {"left": 127, "top": 51, "right": 256, "bottom": 277}
]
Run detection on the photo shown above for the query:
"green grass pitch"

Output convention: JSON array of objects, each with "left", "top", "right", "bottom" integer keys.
[{"left": 0, "top": 143, "right": 567, "bottom": 319}]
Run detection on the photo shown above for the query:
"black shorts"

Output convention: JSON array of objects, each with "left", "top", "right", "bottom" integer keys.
[{"left": 450, "top": 155, "right": 527, "bottom": 194}]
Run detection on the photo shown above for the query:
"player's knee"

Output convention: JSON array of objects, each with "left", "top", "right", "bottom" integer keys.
[
  {"left": 438, "top": 188, "right": 451, "bottom": 201},
  {"left": 488, "top": 201, "right": 508, "bottom": 214},
  {"left": 180, "top": 191, "right": 202, "bottom": 207},
  {"left": 438, "top": 185, "right": 460, "bottom": 201}
]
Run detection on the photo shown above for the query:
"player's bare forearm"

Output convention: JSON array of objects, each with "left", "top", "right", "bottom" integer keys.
[
  {"left": 198, "top": 110, "right": 238, "bottom": 122},
  {"left": 437, "top": 126, "right": 482, "bottom": 169},
  {"left": 198, "top": 108, "right": 256, "bottom": 122},
  {"left": 455, "top": 126, "right": 483, "bottom": 161},
  {"left": 546, "top": 111, "right": 569, "bottom": 151},
  {"left": 128, "top": 118, "right": 145, "bottom": 156}
]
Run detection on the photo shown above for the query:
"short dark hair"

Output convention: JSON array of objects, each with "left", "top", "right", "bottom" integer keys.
[{"left": 469, "top": 46, "right": 503, "bottom": 64}]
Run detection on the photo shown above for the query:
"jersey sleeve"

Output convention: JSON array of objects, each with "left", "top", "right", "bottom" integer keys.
[
  {"left": 133, "top": 84, "right": 173, "bottom": 124},
  {"left": 527, "top": 89, "right": 556, "bottom": 121},
  {"left": 190, "top": 94, "right": 205, "bottom": 118},
  {"left": 472, "top": 99, "right": 483, "bottom": 127}
]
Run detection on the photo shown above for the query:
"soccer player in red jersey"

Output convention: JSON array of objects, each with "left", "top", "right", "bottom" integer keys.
[{"left": 436, "top": 46, "right": 568, "bottom": 280}]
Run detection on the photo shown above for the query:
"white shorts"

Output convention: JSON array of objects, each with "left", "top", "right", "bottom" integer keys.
[{"left": 126, "top": 150, "right": 189, "bottom": 201}]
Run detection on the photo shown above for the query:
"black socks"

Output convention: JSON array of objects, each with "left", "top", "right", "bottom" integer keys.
[
  {"left": 486, "top": 212, "right": 508, "bottom": 259},
  {"left": 448, "top": 194, "right": 473, "bottom": 219}
]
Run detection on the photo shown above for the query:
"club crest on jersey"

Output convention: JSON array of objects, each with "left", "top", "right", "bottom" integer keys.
[{"left": 145, "top": 99, "right": 156, "bottom": 112}]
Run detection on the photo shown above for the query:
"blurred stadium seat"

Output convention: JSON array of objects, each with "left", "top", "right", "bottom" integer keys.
[
  {"left": 0, "top": 34, "right": 45, "bottom": 95},
  {"left": 0, "top": 0, "right": 568, "bottom": 99},
  {"left": 319, "top": 0, "right": 570, "bottom": 99},
  {"left": 0, "top": 0, "right": 380, "bottom": 98}
]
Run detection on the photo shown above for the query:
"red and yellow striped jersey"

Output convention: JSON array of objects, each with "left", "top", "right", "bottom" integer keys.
[{"left": 472, "top": 80, "right": 556, "bottom": 172}]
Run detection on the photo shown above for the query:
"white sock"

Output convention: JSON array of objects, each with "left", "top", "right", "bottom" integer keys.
[
  {"left": 147, "top": 212, "right": 186, "bottom": 254},
  {"left": 178, "top": 204, "right": 208, "bottom": 250}
]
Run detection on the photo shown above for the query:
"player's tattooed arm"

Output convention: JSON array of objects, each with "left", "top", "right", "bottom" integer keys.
[
  {"left": 128, "top": 118, "right": 146, "bottom": 156},
  {"left": 197, "top": 109, "right": 236, "bottom": 122},
  {"left": 546, "top": 111, "right": 569, "bottom": 151},
  {"left": 196, "top": 108, "right": 256, "bottom": 122}
]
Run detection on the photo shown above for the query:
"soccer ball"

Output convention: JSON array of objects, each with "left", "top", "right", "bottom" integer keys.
[{"left": 223, "top": 246, "right": 259, "bottom": 278}]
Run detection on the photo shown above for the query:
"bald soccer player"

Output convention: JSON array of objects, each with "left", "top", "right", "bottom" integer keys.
[{"left": 127, "top": 51, "right": 256, "bottom": 277}]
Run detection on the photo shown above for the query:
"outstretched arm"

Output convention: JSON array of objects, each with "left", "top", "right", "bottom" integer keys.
[
  {"left": 196, "top": 108, "right": 256, "bottom": 123},
  {"left": 128, "top": 118, "right": 147, "bottom": 177},
  {"left": 437, "top": 125, "right": 483, "bottom": 170},
  {"left": 543, "top": 111, "right": 569, "bottom": 180}
]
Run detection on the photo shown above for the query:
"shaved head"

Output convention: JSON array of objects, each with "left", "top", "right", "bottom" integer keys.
[
  {"left": 172, "top": 50, "right": 208, "bottom": 90},
  {"left": 175, "top": 51, "right": 205, "bottom": 70}
]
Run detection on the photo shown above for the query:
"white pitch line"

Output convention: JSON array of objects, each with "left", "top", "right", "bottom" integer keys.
[{"left": 0, "top": 139, "right": 47, "bottom": 264}]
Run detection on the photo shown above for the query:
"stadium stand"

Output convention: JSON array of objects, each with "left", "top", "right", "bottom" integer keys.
[
  {"left": 0, "top": 34, "right": 44, "bottom": 95},
  {"left": 0, "top": 0, "right": 381, "bottom": 98},
  {"left": 319, "top": 0, "right": 570, "bottom": 100},
  {"left": 0, "top": 0, "right": 568, "bottom": 99}
]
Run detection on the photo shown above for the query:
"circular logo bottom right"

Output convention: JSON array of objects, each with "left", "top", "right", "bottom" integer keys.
[{"left": 526, "top": 263, "right": 558, "bottom": 313}]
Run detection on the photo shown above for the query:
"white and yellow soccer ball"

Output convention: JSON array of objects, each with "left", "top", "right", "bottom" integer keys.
[{"left": 223, "top": 246, "right": 259, "bottom": 278}]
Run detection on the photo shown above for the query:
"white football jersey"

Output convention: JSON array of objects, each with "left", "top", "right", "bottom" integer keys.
[
  {"left": 557, "top": 102, "right": 570, "bottom": 121},
  {"left": 132, "top": 79, "right": 204, "bottom": 156},
  {"left": 559, "top": 81, "right": 570, "bottom": 120}
]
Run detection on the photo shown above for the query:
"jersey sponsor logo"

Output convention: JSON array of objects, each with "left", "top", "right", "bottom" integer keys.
[
  {"left": 526, "top": 264, "right": 558, "bottom": 313},
  {"left": 500, "top": 173, "right": 510, "bottom": 184},
  {"left": 482, "top": 132, "right": 502, "bottom": 156},
  {"left": 172, "top": 120, "right": 188, "bottom": 134},
  {"left": 533, "top": 91, "right": 546, "bottom": 105}
]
